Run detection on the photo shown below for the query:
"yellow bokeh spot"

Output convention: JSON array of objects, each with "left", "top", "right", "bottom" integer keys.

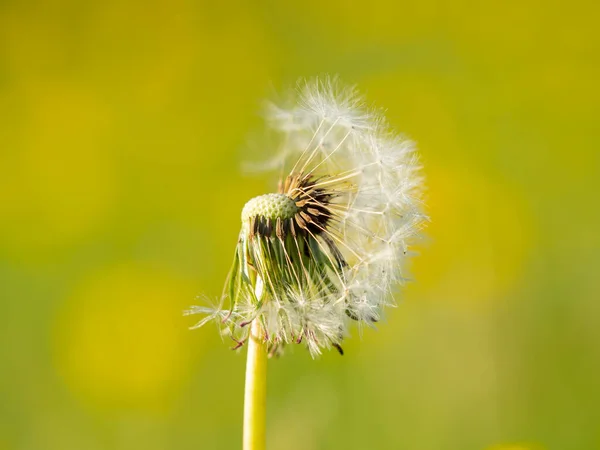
[
  {"left": 0, "top": 0, "right": 273, "bottom": 259},
  {"left": 0, "top": 80, "right": 117, "bottom": 258},
  {"left": 53, "top": 264, "right": 197, "bottom": 411},
  {"left": 284, "top": 0, "right": 442, "bottom": 42},
  {"left": 410, "top": 165, "right": 534, "bottom": 305},
  {"left": 486, "top": 444, "right": 545, "bottom": 450}
]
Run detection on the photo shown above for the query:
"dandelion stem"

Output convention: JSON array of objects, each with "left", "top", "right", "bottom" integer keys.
[{"left": 243, "top": 319, "right": 267, "bottom": 450}]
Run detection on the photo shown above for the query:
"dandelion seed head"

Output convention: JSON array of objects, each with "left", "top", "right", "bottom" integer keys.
[{"left": 187, "top": 76, "right": 427, "bottom": 357}]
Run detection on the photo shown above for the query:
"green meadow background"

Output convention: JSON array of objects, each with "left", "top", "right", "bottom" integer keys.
[{"left": 1, "top": 1, "right": 599, "bottom": 449}]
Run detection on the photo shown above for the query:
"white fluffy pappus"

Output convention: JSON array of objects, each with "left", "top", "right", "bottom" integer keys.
[{"left": 185, "top": 76, "right": 427, "bottom": 357}]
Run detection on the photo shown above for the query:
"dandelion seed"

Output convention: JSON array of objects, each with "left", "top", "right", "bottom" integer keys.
[{"left": 187, "top": 76, "right": 427, "bottom": 357}]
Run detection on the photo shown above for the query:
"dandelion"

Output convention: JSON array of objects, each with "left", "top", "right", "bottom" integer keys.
[{"left": 185, "top": 76, "right": 427, "bottom": 450}]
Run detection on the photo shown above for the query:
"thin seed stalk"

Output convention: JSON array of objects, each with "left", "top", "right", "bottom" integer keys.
[{"left": 243, "top": 319, "right": 267, "bottom": 450}]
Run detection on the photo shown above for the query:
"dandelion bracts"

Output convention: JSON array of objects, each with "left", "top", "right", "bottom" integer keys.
[{"left": 186, "top": 77, "right": 427, "bottom": 357}]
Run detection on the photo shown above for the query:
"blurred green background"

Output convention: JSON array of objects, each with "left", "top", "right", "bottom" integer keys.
[{"left": 1, "top": 0, "right": 599, "bottom": 449}]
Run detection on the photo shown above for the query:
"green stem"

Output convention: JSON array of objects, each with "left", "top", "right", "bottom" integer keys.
[{"left": 243, "top": 320, "right": 267, "bottom": 450}]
